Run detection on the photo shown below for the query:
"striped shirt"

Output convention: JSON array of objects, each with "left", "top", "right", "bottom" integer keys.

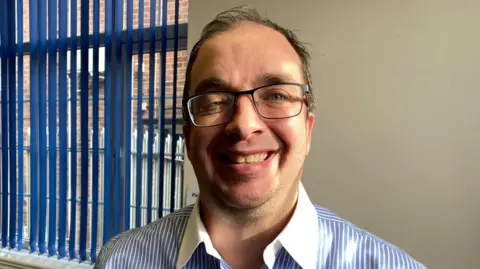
[{"left": 94, "top": 184, "right": 426, "bottom": 269}]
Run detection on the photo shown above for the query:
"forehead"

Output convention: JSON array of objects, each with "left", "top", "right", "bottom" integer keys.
[{"left": 189, "top": 22, "right": 303, "bottom": 95}]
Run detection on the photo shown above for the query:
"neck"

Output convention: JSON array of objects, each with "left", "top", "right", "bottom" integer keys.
[{"left": 199, "top": 183, "right": 299, "bottom": 268}]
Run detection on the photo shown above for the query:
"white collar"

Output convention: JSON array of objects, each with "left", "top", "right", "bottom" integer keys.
[{"left": 176, "top": 182, "right": 319, "bottom": 269}]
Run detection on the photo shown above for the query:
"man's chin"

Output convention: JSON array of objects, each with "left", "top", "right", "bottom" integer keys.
[{"left": 215, "top": 184, "right": 276, "bottom": 212}]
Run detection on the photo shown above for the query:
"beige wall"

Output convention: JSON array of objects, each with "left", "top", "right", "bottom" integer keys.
[{"left": 184, "top": 1, "right": 480, "bottom": 268}]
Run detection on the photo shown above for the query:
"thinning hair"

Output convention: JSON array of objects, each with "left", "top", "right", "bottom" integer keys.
[{"left": 182, "top": 5, "right": 316, "bottom": 122}]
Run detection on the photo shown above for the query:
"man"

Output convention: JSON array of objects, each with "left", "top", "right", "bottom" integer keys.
[{"left": 95, "top": 5, "right": 425, "bottom": 269}]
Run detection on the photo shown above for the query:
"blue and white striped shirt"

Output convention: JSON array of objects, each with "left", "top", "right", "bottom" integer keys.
[{"left": 94, "top": 184, "right": 426, "bottom": 269}]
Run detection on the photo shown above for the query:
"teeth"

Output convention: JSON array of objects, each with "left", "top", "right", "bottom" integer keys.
[{"left": 232, "top": 153, "right": 268, "bottom": 164}]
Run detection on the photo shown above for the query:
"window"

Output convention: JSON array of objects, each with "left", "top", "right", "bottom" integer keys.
[{"left": 0, "top": 0, "right": 188, "bottom": 265}]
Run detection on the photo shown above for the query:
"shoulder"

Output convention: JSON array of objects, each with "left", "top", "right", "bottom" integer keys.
[
  {"left": 313, "top": 205, "right": 427, "bottom": 269},
  {"left": 93, "top": 205, "right": 194, "bottom": 269}
]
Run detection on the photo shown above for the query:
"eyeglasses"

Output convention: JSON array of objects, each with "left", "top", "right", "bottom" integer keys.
[{"left": 184, "top": 83, "right": 309, "bottom": 127}]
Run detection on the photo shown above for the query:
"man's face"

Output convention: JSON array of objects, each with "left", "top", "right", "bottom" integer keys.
[{"left": 183, "top": 22, "right": 315, "bottom": 210}]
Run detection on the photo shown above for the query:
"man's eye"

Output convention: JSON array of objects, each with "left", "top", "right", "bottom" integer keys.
[
  {"left": 265, "top": 94, "right": 287, "bottom": 101},
  {"left": 199, "top": 101, "right": 226, "bottom": 112},
  {"left": 262, "top": 91, "right": 289, "bottom": 101},
  {"left": 208, "top": 101, "right": 224, "bottom": 108}
]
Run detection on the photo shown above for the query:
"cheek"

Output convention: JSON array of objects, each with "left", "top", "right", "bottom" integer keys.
[
  {"left": 189, "top": 129, "right": 218, "bottom": 161},
  {"left": 273, "top": 120, "right": 308, "bottom": 165},
  {"left": 278, "top": 120, "right": 307, "bottom": 148}
]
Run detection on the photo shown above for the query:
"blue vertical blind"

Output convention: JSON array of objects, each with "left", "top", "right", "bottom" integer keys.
[{"left": 0, "top": 0, "right": 187, "bottom": 264}]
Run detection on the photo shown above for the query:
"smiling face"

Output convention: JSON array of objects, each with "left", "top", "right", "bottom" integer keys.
[{"left": 183, "top": 22, "right": 315, "bottom": 211}]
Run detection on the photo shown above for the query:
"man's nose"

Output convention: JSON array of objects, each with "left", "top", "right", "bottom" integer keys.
[{"left": 224, "top": 95, "right": 265, "bottom": 140}]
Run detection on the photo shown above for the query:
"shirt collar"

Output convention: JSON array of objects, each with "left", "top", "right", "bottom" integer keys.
[
  {"left": 176, "top": 182, "right": 319, "bottom": 269},
  {"left": 176, "top": 200, "right": 222, "bottom": 269},
  {"left": 264, "top": 183, "right": 319, "bottom": 269}
]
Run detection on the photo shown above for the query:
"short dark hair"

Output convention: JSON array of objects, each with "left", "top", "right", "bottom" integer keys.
[{"left": 182, "top": 5, "right": 315, "bottom": 122}]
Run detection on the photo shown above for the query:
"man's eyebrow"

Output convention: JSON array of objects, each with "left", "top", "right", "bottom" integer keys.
[
  {"left": 192, "top": 77, "right": 231, "bottom": 95},
  {"left": 192, "top": 73, "right": 297, "bottom": 95},
  {"left": 258, "top": 73, "right": 297, "bottom": 85}
]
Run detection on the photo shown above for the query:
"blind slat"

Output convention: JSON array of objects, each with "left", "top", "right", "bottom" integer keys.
[
  {"left": 170, "top": 0, "right": 180, "bottom": 214},
  {"left": 113, "top": 0, "right": 124, "bottom": 235},
  {"left": 135, "top": 0, "right": 145, "bottom": 228},
  {"left": 16, "top": 0, "right": 25, "bottom": 251},
  {"left": 68, "top": 0, "right": 78, "bottom": 259},
  {"left": 158, "top": 0, "right": 168, "bottom": 218},
  {"left": 1, "top": 0, "right": 10, "bottom": 248},
  {"left": 124, "top": 0, "right": 134, "bottom": 232},
  {"left": 7, "top": 0, "right": 18, "bottom": 249},
  {"left": 28, "top": 0, "right": 39, "bottom": 253},
  {"left": 79, "top": 0, "right": 90, "bottom": 261},
  {"left": 146, "top": 0, "right": 157, "bottom": 224},
  {"left": 47, "top": 0, "right": 58, "bottom": 256},
  {"left": 102, "top": 0, "right": 113, "bottom": 245},
  {"left": 58, "top": 0, "right": 68, "bottom": 258},
  {"left": 37, "top": 0, "right": 48, "bottom": 254},
  {"left": 91, "top": 0, "right": 101, "bottom": 262}
]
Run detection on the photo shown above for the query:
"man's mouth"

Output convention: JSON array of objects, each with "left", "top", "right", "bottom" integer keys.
[{"left": 220, "top": 152, "right": 273, "bottom": 164}]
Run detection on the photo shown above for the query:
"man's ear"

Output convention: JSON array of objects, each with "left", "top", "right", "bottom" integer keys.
[
  {"left": 305, "top": 112, "right": 315, "bottom": 156},
  {"left": 182, "top": 123, "right": 192, "bottom": 161}
]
